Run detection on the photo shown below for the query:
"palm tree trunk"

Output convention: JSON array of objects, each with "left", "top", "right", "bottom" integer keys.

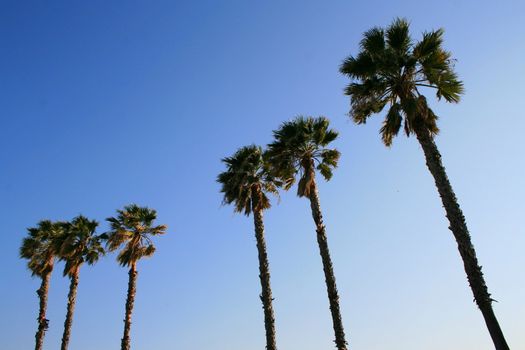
[
  {"left": 35, "top": 266, "right": 53, "bottom": 350},
  {"left": 415, "top": 127, "right": 509, "bottom": 350},
  {"left": 252, "top": 204, "right": 278, "bottom": 350},
  {"left": 308, "top": 175, "right": 348, "bottom": 350},
  {"left": 60, "top": 268, "right": 80, "bottom": 350},
  {"left": 121, "top": 263, "right": 138, "bottom": 350}
]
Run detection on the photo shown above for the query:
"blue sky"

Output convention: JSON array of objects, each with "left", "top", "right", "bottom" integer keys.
[{"left": 1, "top": 1, "right": 524, "bottom": 349}]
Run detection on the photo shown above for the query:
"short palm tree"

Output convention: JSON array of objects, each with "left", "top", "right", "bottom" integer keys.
[
  {"left": 55, "top": 215, "right": 105, "bottom": 350},
  {"left": 266, "top": 116, "right": 347, "bottom": 350},
  {"left": 217, "top": 145, "right": 280, "bottom": 350},
  {"left": 104, "top": 204, "right": 167, "bottom": 350},
  {"left": 20, "top": 220, "right": 64, "bottom": 350},
  {"left": 339, "top": 18, "right": 508, "bottom": 349}
]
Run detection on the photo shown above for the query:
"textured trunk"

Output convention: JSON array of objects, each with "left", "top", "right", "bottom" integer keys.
[
  {"left": 121, "top": 263, "right": 138, "bottom": 350},
  {"left": 252, "top": 196, "right": 278, "bottom": 350},
  {"left": 35, "top": 260, "right": 53, "bottom": 350},
  {"left": 415, "top": 127, "right": 509, "bottom": 350},
  {"left": 306, "top": 166, "right": 348, "bottom": 350},
  {"left": 60, "top": 268, "right": 80, "bottom": 350}
]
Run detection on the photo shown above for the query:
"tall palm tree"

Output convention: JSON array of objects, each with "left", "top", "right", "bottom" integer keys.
[
  {"left": 56, "top": 215, "right": 105, "bottom": 350},
  {"left": 20, "top": 220, "right": 64, "bottom": 350},
  {"left": 266, "top": 116, "right": 347, "bottom": 350},
  {"left": 104, "top": 204, "right": 167, "bottom": 350},
  {"left": 339, "top": 18, "right": 508, "bottom": 350},
  {"left": 217, "top": 145, "right": 280, "bottom": 350}
]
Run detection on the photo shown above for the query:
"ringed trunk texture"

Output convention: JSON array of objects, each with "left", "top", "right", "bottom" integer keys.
[
  {"left": 35, "top": 260, "right": 53, "bottom": 350},
  {"left": 61, "top": 268, "right": 80, "bottom": 350},
  {"left": 252, "top": 202, "right": 278, "bottom": 350},
  {"left": 307, "top": 172, "right": 348, "bottom": 350},
  {"left": 121, "top": 263, "right": 138, "bottom": 350},
  {"left": 35, "top": 258, "right": 54, "bottom": 350},
  {"left": 415, "top": 127, "right": 509, "bottom": 350}
]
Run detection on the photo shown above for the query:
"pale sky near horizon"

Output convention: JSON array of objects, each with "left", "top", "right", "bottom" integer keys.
[{"left": 1, "top": 1, "right": 524, "bottom": 349}]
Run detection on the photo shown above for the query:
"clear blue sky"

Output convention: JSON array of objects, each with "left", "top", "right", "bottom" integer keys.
[{"left": 1, "top": 1, "right": 524, "bottom": 349}]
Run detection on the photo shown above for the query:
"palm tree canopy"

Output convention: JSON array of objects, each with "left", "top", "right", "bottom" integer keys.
[
  {"left": 339, "top": 18, "right": 464, "bottom": 146},
  {"left": 104, "top": 204, "right": 167, "bottom": 267},
  {"left": 20, "top": 220, "right": 64, "bottom": 277},
  {"left": 217, "top": 145, "right": 280, "bottom": 216},
  {"left": 55, "top": 215, "right": 105, "bottom": 277},
  {"left": 266, "top": 116, "right": 340, "bottom": 197}
]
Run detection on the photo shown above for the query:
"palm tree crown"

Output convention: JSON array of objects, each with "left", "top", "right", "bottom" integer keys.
[
  {"left": 104, "top": 204, "right": 167, "bottom": 267},
  {"left": 217, "top": 145, "right": 280, "bottom": 215},
  {"left": 265, "top": 116, "right": 340, "bottom": 196},
  {"left": 20, "top": 220, "right": 64, "bottom": 277},
  {"left": 218, "top": 145, "right": 280, "bottom": 350},
  {"left": 56, "top": 216, "right": 105, "bottom": 277},
  {"left": 266, "top": 116, "right": 348, "bottom": 349},
  {"left": 339, "top": 18, "right": 464, "bottom": 145}
]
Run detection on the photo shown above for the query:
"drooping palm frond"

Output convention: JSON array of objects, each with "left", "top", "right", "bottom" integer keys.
[
  {"left": 218, "top": 145, "right": 280, "bottom": 216},
  {"left": 380, "top": 103, "right": 403, "bottom": 146},
  {"left": 103, "top": 204, "right": 167, "bottom": 267},
  {"left": 340, "top": 17, "right": 464, "bottom": 145},
  {"left": 266, "top": 116, "right": 340, "bottom": 197},
  {"left": 56, "top": 215, "right": 105, "bottom": 277},
  {"left": 20, "top": 220, "right": 65, "bottom": 277}
]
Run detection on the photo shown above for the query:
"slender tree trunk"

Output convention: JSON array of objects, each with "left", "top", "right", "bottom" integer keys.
[
  {"left": 60, "top": 268, "right": 80, "bottom": 350},
  {"left": 307, "top": 172, "right": 348, "bottom": 350},
  {"left": 35, "top": 261, "right": 53, "bottom": 350},
  {"left": 121, "top": 263, "right": 138, "bottom": 350},
  {"left": 252, "top": 199, "right": 278, "bottom": 350},
  {"left": 415, "top": 127, "right": 509, "bottom": 350}
]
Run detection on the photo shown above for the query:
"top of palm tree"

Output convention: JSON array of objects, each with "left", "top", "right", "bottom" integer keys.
[
  {"left": 339, "top": 17, "right": 464, "bottom": 146},
  {"left": 265, "top": 116, "right": 340, "bottom": 197},
  {"left": 55, "top": 215, "right": 105, "bottom": 277},
  {"left": 217, "top": 145, "right": 280, "bottom": 216},
  {"left": 103, "top": 204, "right": 167, "bottom": 267},
  {"left": 20, "top": 220, "right": 65, "bottom": 277}
]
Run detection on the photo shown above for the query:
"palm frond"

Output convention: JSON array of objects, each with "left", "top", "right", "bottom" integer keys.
[
  {"left": 413, "top": 28, "right": 444, "bottom": 59},
  {"left": 380, "top": 104, "right": 403, "bottom": 146},
  {"left": 386, "top": 18, "right": 411, "bottom": 54},
  {"left": 104, "top": 205, "right": 166, "bottom": 267},
  {"left": 361, "top": 27, "right": 385, "bottom": 56},
  {"left": 435, "top": 70, "right": 464, "bottom": 102},
  {"left": 339, "top": 53, "right": 376, "bottom": 79}
]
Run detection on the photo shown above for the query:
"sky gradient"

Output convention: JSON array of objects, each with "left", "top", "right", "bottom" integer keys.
[{"left": 1, "top": 1, "right": 524, "bottom": 349}]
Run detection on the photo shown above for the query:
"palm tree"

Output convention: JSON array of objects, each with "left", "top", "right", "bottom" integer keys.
[
  {"left": 217, "top": 145, "right": 280, "bottom": 350},
  {"left": 339, "top": 18, "right": 508, "bottom": 350},
  {"left": 266, "top": 116, "right": 347, "bottom": 350},
  {"left": 55, "top": 215, "right": 105, "bottom": 350},
  {"left": 103, "top": 204, "right": 167, "bottom": 350},
  {"left": 20, "top": 220, "right": 64, "bottom": 350}
]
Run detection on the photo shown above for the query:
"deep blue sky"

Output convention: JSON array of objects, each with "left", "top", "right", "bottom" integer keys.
[{"left": 1, "top": 1, "right": 524, "bottom": 349}]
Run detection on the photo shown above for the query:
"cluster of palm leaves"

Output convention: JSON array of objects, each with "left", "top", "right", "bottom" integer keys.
[
  {"left": 19, "top": 204, "right": 167, "bottom": 350},
  {"left": 218, "top": 18, "right": 509, "bottom": 350}
]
